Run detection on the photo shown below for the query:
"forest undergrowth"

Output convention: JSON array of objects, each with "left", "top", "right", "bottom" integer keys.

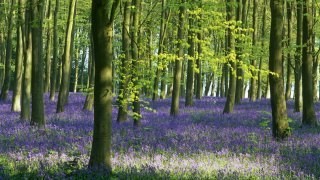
[{"left": 0, "top": 93, "right": 319, "bottom": 179}]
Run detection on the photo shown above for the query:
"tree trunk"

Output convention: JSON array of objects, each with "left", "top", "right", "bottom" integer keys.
[
  {"left": 285, "top": 1, "right": 293, "bottom": 100},
  {"left": 257, "top": 0, "right": 267, "bottom": 99},
  {"left": 12, "top": 0, "right": 24, "bottom": 112},
  {"left": 170, "top": 0, "right": 185, "bottom": 116},
  {"left": 269, "top": 0, "right": 289, "bottom": 139},
  {"left": 294, "top": 0, "right": 303, "bottom": 112},
  {"left": 223, "top": 0, "right": 236, "bottom": 114},
  {"left": 0, "top": 0, "right": 14, "bottom": 101},
  {"left": 301, "top": 0, "right": 317, "bottom": 126},
  {"left": 73, "top": 41, "right": 80, "bottom": 93},
  {"left": 49, "top": 0, "right": 59, "bottom": 101},
  {"left": 249, "top": 0, "right": 257, "bottom": 101},
  {"left": 88, "top": 0, "right": 119, "bottom": 173},
  {"left": 131, "top": 0, "right": 142, "bottom": 126},
  {"left": 185, "top": 10, "right": 196, "bottom": 107},
  {"left": 235, "top": 0, "right": 244, "bottom": 104},
  {"left": 30, "top": 0, "right": 46, "bottom": 128},
  {"left": 56, "top": 0, "right": 77, "bottom": 113},
  {"left": 21, "top": 0, "right": 32, "bottom": 121},
  {"left": 117, "top": 0, "right": 131, "bottom": 122},
  {"left": 44, "top": 0, "right": 52, "bottom": 93},
  {"left": 83, "top": 41, "right": 94, "bottom": 111}
]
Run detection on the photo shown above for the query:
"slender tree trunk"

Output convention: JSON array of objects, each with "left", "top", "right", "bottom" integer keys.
[
  {"left": 204, "top": 73, "right": 213, "bottom": 96},
  {"left": 301, "top": 0, "right": 317, "bottom": 126},
  {"left": 170, "top": 0, "right": 185, "bottom": 116},
  {"left": 56, "top": 0, "right": 77, "bottom": 113},
  {"left": 249, "top": 0, "right": 257, "bottom": 101},
  {"left": 257, "top": 0, "right": 267, "bottom": 99},
  {"left": 185, "top": 9, "right": 196, "bottom": 107},
  {"left": 49, "top": 0, "right": 59, "bottom": 101},
  {"left": 160, "top": 67, "right": 167, "bottom": 99},
  {"left": 88, "top": 0, "right": 119, "bottom": 172},
  {"left": 73, "top": 42, "right": 79, "bottom": 92},
  {"left": 195, "top": 2, "right": 203, "bottom": 99},
  {"left": 180, "top": 61, "right": 186, "bottom": 97},
  {"left": 223, "top": 0, "right": 236, "bottom": 114},
  {"left": 294, "top": 0, "right": 303, "bottom": 112},
  {"left": 285, "top": 1, "right": 293, "bottom": 100},
  {"left": 44, "top": 0, "right": 52, "bottom": 93},
  {"left": 117, "top": 0, "right": 131, "bottom": 122},
  {"left": 131, "top": 0, "right": 142, "bottom": 126},
  {"left": 269, "top": 0, "right": 289, "bottom": 139},
  {"left": 0, "top": 0, "right": 14, "bottom": 101},
  {"left": 12, "top": 0, "right": 24, "bottom": 112},
  {"left": 30, "top": 0, "right": 45, "bottom": 128},
  {"left": 311, "top": 0, "right": 318, "bottom": 100},
  {"left": 235, "top": 0, "right": 243, "bottom": 104},
  {"left": 83, "top": 41, "right": 94, "bottom": 111}
]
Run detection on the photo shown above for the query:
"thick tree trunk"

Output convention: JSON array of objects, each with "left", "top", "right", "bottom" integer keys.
[
  {"left": 30, "top": 0, "right": 46, "bottom": 128},
  {"left": 21, "top": 1, "right": 32, "bottom": 121},
  {"left": 269, "top": 0, "right": 289, "bottom": 139},
  {"left": 56, "top": 0, "right": 77, "bottom": 113},
  {"left": 170, "top": 0, "right": 185, "bottom": 116},
  {"left": 301, "top": 0, "right": 317, "bottom": 126},
  {"left": 88, "top": 0, "right": 119, "bottom": 172}
]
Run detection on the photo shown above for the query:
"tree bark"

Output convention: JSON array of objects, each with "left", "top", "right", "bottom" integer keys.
[
  {"left": 21, "top": 0, "right": 32, "bottom": 121},
  {"left": 294, "top": 0, "right": 303, "bottom": 112},
  {"left": 117, "top": 0, "right": 131, "bottom": 122},
  {"left": 44, "top": 0, "right": 52, "bottom": 93},
  {"left": 12, "top": 0, "right": 24, "bottom": 112},
  {"left": 170, "top": 0, "right": 185, "bottom": 116},
  {"left": 301, "top": 0, "right": 317, "bottom": 126},
  {"left": 223, "top": 0, "right": 236, "bottom": 114},
  {"left": 0, "top": 0, "right": 14, "bottom": 101},
  {"left": 131, "top": 0, "right": 142, "bottom": 126},
  {"left": 185, "top": 8, "right": 196, "bottom": 107},
  {"left": 269, "top": 0, "right": 289, "bottom": 139},
  {"left": 56, "top": 0, "right": 77, "bottom": 113},
  {"left": 30, "top": 0, "right": 46, "bottom": 128},
  {"left": 88, "top": 0, "right": 119, "bottom": 172},
  {"left": 249, "top": 0, "right": 258, "bottom": 101},
  {"left": 49, "top": 0, "right": 59, "bottom": 101}
]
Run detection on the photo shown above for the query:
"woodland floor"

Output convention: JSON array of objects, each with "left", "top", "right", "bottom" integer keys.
[{"left": 0, "top": 93, "right": 319, "bottom": 179}]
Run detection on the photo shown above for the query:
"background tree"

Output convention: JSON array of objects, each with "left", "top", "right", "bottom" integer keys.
[
  {"left": 117, "top": 0, "right": 131, "bottom": 122},
  {"left": 0, "top": 0, "right": 14, "bottom": 101},
  {"left": 170, "top": 0, "right": 186, "bottom": 116},
  {"left": 56, "top": 0, "right": 77, "bottom": 113},
  {"left": 223, "top": 0, "right": 237, "bottom": 113},
  {"left": 12, "top": 0, "right": 25, "bottom": 112}
]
